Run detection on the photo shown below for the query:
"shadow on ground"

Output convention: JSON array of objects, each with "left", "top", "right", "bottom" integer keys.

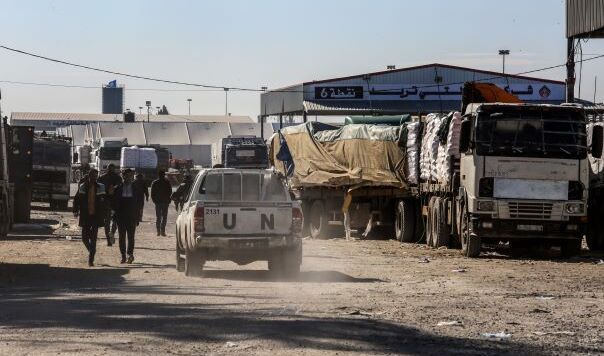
[
  {"left": 201, "top": 269, "right": 384, "bottom": 283},
  {"left": 0, "top": 263, "right": 591, "bottom": 355}
]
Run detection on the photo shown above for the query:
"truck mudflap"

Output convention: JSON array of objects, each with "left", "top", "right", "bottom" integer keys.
[
  {"left": 195, "top": 235, "right": 302, "bottom": 249},
  {"left": 471, "top": 215, "right": 586, "bottom": 240}
]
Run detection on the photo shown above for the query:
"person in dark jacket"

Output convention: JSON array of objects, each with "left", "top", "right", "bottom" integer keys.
[
  {"left": 171, "top": 174, "right": 193, "bottom": 211},
  {"left": 98, "top": 164, "right": 122, "bottom": 246},
  {"left": 133, "top": 172, "right": 149, "bottom": 222},
  {"left": 151, "top": 170, "right": 172, "bottom": 236},
  {"left": 73, "top": 169, "right": 107, "bottom": 267},
  {"left": 113, "top": 169, "right": 144, "bottom": 264}
]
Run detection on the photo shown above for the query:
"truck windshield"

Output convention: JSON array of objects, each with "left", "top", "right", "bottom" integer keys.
[
  {"left": 198, "top": 171, "right": 287, "bottom": 201},
  {"left": 99, "top": 147, "right": 122, "bottom": 160},
  {"left": 475, "top": 110, "right": 587, "bottom": 159}
]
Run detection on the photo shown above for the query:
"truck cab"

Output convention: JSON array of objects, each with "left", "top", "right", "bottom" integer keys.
[
  {"left": 91, "top": 137, "right": 128, "bottom": 172},
  {"left": 457, "top": 103, "right": 598, "bottom": 256},
  {"left": 212, "top": 136, "right": 269, "bottom": 169}
]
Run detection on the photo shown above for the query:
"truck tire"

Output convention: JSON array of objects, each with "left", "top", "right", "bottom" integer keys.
[
  {"left": 309, "top": 200, "right": 339, "bottom": 239},
  {"left": 586, "top": 216, "right": 604, "bottom": 251},
  {"left": 560, "top": 239, "right": 582, "bottom": 258},
  {"left": 460, "top": 208, "right": 481, "bottom": 257},
  {"left": 184, "top": 248, "right": 204, "bottom": 277},
  {"left": 175, "top": 229, "right": 185, "bottom": 272},
  {"left": 57, "top": 200, "right": 69, "bottom": 211},
  {"left": 395, "top": 200, "right": 415, "bottom": 242},
  {"left": 433, "top": 198, "right": 450, "bottom": 248},
  {"left": 414, "top": 199, "right": 426, "bottom": 243}
]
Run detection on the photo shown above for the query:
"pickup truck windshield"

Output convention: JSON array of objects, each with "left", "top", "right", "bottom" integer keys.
[
  {"left": 198, "top": 171, "right": 287, "bottom": 201},
  {"left": 475, "top": 110, "right": 587, "bottom": 159}
]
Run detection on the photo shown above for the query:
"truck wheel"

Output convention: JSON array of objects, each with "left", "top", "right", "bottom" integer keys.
[
  {"left": 395, "top": 200, "right": 415, "bottom": 242},
  {"left": 301, "top": 201, "right": 311, "bottom": 237},
  {"left": 586, "top": 223, "right": 604, "bottom": 251},
  {"left": 184, "top": 248, "right": 204, "bottom": 277},
  {"left": 309, "top": 200, "right": 339, "bottom": 239},
  {"left": 560, "top": 239, "right": 582, "bottom": 258},
  {"left": 433, "top": 198, "right": 450, "bottom": 248},
  {"left": 175, "top": 229, "right": 185, "bottom": 272},
  {"left": 57, "top": 200, "right": 69, "bottom": 211},
  {"left": 460, "top": 208, "right": 481, "bottom": 257},
  {"left": 414, "top": 199, "right": 426, "bottom": 243}
]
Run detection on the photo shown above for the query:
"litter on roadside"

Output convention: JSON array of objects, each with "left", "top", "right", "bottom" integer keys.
[
  {"left": 437, "top": 320, "right": 463, "bottom": 326},
  {"left": 533, "top": 331, "right": 576, "bottom": 336},
  {"left": 596, "top": 259, "right": 604, "bottom": 265},
  {"left": 225, "top": 342, "right": 238, "bottom": 348},
  {"left": 535, "top": 296, "right": 556, "bottom": 300},
  {"left": 418, "top": 257, "right": 430, "bottom": 263},
  {"left": 529, "top": 308, "right": 550, "bottom": 314},
  {"left": 451, "top": 268, "right": 467, "bottom": 273},
  {"left": 481, "top": 332, "right": 512, "bottom": 340}
]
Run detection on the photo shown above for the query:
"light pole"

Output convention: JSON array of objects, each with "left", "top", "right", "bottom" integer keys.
[
  {"left": 138, "top": 106, "right": 143, "bottom": 115},
  {"left": 187, "top": 98, "right": 192, "bottom": 115},
  {"left": 145, "top": 101, "right": 151, "bottom": 122},
  {"left": 224, "top": 88, "right": 229, "bottom": 116},
  {"left": 156, "top": 106, "right": 160, "bottom": 115},
  {"left": 498, "top": 49, "right": 510, "bottom": 74}
]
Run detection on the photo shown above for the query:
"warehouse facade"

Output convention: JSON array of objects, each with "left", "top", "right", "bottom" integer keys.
[{"left": 260, "top": 63, "right": 566, "bottom": 121}]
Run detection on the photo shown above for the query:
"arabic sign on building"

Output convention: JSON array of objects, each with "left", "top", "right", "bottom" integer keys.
[{"left": 310, "top": 83, "right": 565, "bottom": 102}]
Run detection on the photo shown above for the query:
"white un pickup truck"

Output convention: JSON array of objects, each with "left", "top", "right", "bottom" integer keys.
[{"left": 175, "top": 168, "right": 303, "bottom": 277}]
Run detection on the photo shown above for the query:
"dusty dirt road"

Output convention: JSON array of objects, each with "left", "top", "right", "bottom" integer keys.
[{"left": 1, "top": 201, "right": 603, "bottom": 356}]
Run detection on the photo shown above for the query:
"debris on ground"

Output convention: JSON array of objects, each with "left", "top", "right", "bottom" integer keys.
[
  {"left": 596, "top": 259, "right": 604, "bottom": 265},
  {"left": 533, "top": 331, "right": 576, "bottom": 336},
  {"left": 225, "top": 341, "right": 238, "bottom": 348},
  {"left": 529, "top": 308, "right": 550, "bottom": 314},
  {"left": 535, "top": 296, "right": 556, "bottom": 300},
  {"left": 481, "top": 332, "right": 512, "bottom": 340},
  {"left": 418, "top": 257, "right": 430, "bottom": 263},
  {"left": 437, "top": 320, "right": 463, "bottom": 327},
  {"left": 451, "top": 268, "right": 467, "bottom": 273}
]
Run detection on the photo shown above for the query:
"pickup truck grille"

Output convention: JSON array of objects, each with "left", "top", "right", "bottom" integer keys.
[{"left": 498, "top": 201, "right": 563, "bottom": 220}]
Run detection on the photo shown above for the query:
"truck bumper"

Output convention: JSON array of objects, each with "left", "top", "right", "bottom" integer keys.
[
  {"left": 472, "top": 215, "right": 586, "bottom": 240},
  {"left": 196, "top": 235, "right": 302, "bottom": 249}
]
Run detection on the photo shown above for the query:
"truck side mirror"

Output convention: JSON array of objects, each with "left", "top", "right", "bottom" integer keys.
[
  {"left": 592, "top": 125, "right": 604, "bottom": 159},
  {"left": 459, "top": 119, "right": 472, "bottom": 153}
]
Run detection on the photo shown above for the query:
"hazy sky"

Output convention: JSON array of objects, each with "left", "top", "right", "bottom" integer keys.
[{"left": 0, "top": 0, "right": 602, "bottom": 120}]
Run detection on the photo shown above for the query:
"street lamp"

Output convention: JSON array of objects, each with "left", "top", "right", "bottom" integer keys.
[
  {"left": 224, "top": 88, "right": 229, "bottom": 116},
  {"left": 156, "top": 106, "right": 160, "bottom": 115},
  {"left": 138, "top": 106, "right": 143, "bottom": 115},
  {"left": 145, "top": 101, "right": 151, "bottom": 122},
  {"left": 498, "top": 49, "right": 510, "bottom": 74},
  {"left": 187, "top": 98, "right": 192, "bottom": 115}
]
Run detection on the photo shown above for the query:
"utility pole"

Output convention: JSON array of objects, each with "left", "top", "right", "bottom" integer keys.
[
  {"left": 595, "top": 76, "right": 598, "bottom": 104},
  {"left": 498, "top": 49, "right": 510, "bottom": 74},
  {"left": 224, "top": 88, "right": 229, "bottom": 116},
  {"left": 138, "top": 106, "right": 143, "bottom": 115},
  {"left": 187, "top": 98, "right": 192, "bottom": 115}
]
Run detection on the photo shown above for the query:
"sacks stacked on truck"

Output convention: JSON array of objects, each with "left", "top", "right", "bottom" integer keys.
[
  {"left": 436, "top": 112, "right": 462, "bottom": 184},
  {"left": 120, "top": 146, "right": 158, "bottom": 169},
  {"left": 405, "top": 122, "right": 421, "bottom": 184},
  {"left": 420, "top": 114, "right": 442, "bottom": 182}
]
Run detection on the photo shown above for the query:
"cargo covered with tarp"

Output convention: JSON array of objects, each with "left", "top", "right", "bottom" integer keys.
[{"left": 270, "top": 122, "right": 408, "bottom": 189}]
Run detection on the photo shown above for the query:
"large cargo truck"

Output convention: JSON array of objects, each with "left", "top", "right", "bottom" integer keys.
[
  {"left": 32, "top": 135, "right": 72, "bottom": 210},
  {"left": 212, "top": 136, "right": 269, "bottom": 169},
  {"left": 270, "top": 122, "right": 411, "bottom": 239},
  {"left": 399, "top": 103, "right": 598, "bottom": 257},
  {"left": 90, "top": 137, "right": 128, "bottom": 172}
]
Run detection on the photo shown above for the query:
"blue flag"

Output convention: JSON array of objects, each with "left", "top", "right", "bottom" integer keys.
[
  {"left": 276, "top": 131, "right": 295, "bottom": 177},
  {"left": 106, "top": 80, "right": 117, "bottom": 88}
]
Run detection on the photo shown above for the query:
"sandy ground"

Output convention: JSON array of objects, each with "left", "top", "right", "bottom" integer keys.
[{"left": 0, "top": 200, "right": 603, "bottom": 356}]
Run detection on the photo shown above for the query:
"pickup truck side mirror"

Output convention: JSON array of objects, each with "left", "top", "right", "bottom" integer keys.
[
  {"left": 459, "top": 118, "right": 472, "bottom": 153},
  {"left": 591, "top": 125, "right": 604, "bottom": 159}
]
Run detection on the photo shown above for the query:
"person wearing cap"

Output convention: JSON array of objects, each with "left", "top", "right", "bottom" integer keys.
[
  {"left": 151, "top": 170, "right": 172, "bottom": 236},
  {"left": 112, "top": 169, "right": 145, "bottom": 264},
  {"left": 98, "top": 163, "right": 122, "bottom": 246},
  {"left": 73, "top": 168, "right": 107, "bottom": 267}
]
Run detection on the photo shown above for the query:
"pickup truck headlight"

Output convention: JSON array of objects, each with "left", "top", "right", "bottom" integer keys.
[
  {"left": 565, "top": 202, "right": 585, "bottom": 215},
  {"left": 477, "top": 200, "right": 495, "bottom": 212}
]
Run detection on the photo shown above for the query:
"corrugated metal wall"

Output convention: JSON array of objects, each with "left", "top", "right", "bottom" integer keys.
[{"left": 567, "top": 0, "right": 604, "bottom": 38}]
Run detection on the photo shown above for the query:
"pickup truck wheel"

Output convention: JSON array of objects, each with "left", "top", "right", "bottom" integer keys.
[
  {"left": 560, "top": 239, "right": 582, "bottom": 258},
  {"left": 175, "top": 230, "right": 185, "bottom": 272},
  {"left": 433, "top": 198, "right": 450, "bottom": 248},
  {"left": 460, "top": 208, "right": 481, "bottom": 257},
  {"left": 395, "top": 200, "right": 415, "bottom": 243},
  {"left": 184, "top": 249, "right": 204, "bottom": 277}
]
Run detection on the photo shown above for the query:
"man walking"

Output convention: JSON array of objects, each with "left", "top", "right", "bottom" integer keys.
[
  {"left": 133, "top": 172, "right": 149, "bottom": 222},
  {"left": 171, "top": 174, "right": 193, "bottom": 211},
  {"left": 98, "top": 164, "right": 122, "bottom": 246},
  {"left": 113, "top": 169, "right": 144, "bottom": 264},
  {"left": 151, "top": 170, "right": 172, "bottom": 236},
  {"left": 73, "top": 169, "right": 106, "bottom": 267}
]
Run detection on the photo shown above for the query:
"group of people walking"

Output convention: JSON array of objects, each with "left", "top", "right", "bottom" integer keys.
[{"left": 73, "top": 164, "right": 180, "bottom": 267}]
